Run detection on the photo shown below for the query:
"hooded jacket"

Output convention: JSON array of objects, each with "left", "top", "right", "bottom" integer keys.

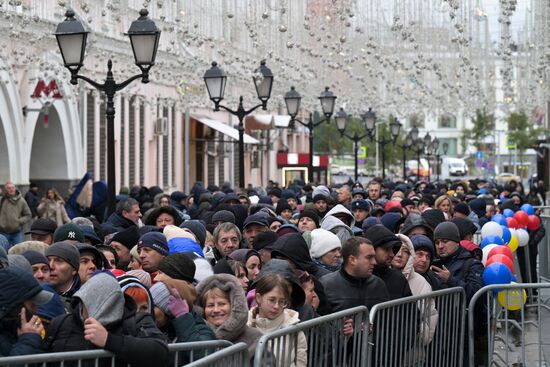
[
  {"left": 400, "top": 213, "right": 434, "bottom": 239},
  {"left": 0, "top": 192, "right": 32, "bottom": 233},
  {"left": 44, "top": 273, "right": 169, "bottom": 367},
  {"left": 0, "top": 267, "right": 45, "bottom": 357},
  {"left": 248, "top": 308, "right": 307, "bottom": 367},
  {"left": 320, "top": 205, "right": 355, "bottom": 245},
  {"left": 396, "top": 234, "right": 438, "bottom": 345},
  {"left": 195, "top": 274, "right": 263, "bottom": 357},
  {"left": 436, "top": 246, "right": 484, "bottom": 301}
]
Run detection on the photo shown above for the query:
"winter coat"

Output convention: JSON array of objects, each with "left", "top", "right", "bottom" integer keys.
[
  {"left": 436, "top": 246, "right": 484, "bottom": 301},
  {"left": 248, "top": 308, "right": 307, "bottom": 367},
  {"left": 195, "top": 274, "right": 263, "bottom": 358},
  {"left": 102, "top": 212, "right": 137, "bottom": 235},
  {"left": 320, "top": 205, "right": 355, "bottom": 245},
  {"left": 373, "top": 264, "right": 413, "bottom": 300},
  {"left": 0, "top": 192, "right": 32, "bottom": 233},
  {"left": 0, "top": 267, "right": 45, "bottom": 357},
  {"left": 396, "top": 234, "right": 438, "bottom": 345},
  {"left": 44, "top": 274, "right": 169, "bottom": 367},
  {"left": 24, "top": 190, "right": 40, "bottom": 218},
  {"left": 320, "top": 268, "right": 389, "bottom": 312},
  {"left": 37, "top": 198, "right": 70, "bottom": 226}
]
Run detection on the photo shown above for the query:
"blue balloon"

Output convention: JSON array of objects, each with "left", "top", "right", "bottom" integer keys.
[
  {"left": 480, "top": 235, "right": 504, "bottom": 248},
  {"left": 500, "top": 226, "right": 511, "bottom": 244},
  {"left": 511, "top": 274, "right": 518, "bottom": 282},
  {"left": 521, "top": 204, "right": 535, "bottom": 216},
  {"left": 491, "top": 214, "right": 507, "bottom": 226},
  {"left": 503, "top": 208, "right": 515, "bottom": 218},
  {"left": 483, "top": 262, "right": 512, "bottom": 286}
]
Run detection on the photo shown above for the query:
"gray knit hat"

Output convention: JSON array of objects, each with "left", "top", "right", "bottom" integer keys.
[
  {"left": 150, "top": 282, "right": 171, "bottom": 316},
  {"left": 433, "top": 222, "right": 461, "bottom": 243},
  {"left": 212, "top": 210, "right": 236, "bottom": 224},
  {"left": 45, "top": 242, "right": 80, "bottom": 270}
]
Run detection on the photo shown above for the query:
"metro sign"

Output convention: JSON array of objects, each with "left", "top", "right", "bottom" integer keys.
[{"left": 31, "top": 79, "right": 63, "bottom": 99}]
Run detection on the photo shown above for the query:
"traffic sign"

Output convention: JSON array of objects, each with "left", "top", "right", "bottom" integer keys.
[
  {"left": 357, "top": 146, "right": 367, "bottom": 158},
  {"left": 505, "top": 136, "right": 516, "bottom": 150}
]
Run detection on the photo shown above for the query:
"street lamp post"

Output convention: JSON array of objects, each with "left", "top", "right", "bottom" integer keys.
[
  {"left": 203, "top": 61, "right": 274, "bottom": 189},
  {"left": 365, "top": 113, "right": 401, "bottom": 179},
  {"left": 399, "top": 132, "right": 414, "bottom": 180},
  {"left": 415, "top": 137, "right": 424, "bottom": 181},
  {"left": 424, "top": 133, "right": 433, "bottom": 182},
  {"left": 335, "top": 108, "right": 371, "bottom": 182},
  {"left": 284, "top": 86, "right": 337, "bottom": 183},
  {"left": 55, "top": 9, "right": 161, "bottom": 216},
  {"left": 435, "top": 141, "right": 449, "bottom": 182}
]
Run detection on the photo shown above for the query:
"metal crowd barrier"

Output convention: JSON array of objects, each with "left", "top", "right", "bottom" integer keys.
[
  {"left": 253, "top": 305, "right": 369, "bottom": 367},
  {"left": 539, "top": 215, "right": 550, "bottom": 281},
  {"left": 0, "top": 340, "right": 232, "bottom": 367},
  {"left": 467, "top": 283, "right": 550, "bottom": 366},
  {"left": 368, "top": 287, "right": 466, "bottom": 367},
  {"left": 184, "top": 342, "right": 249, "bottom": 367}
]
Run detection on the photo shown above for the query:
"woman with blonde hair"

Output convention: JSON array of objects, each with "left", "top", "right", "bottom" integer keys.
[
  {"left": 434, "top": 195, "right": 452, "bottom": 220},
  {"left": 37, "top": 188, "right": 69, "bottom": 226}
]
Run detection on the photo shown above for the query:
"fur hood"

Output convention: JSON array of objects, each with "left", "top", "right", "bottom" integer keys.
[
  {"left": 195, "top": 274, "right": 248, "bottom": 341},
  {"left": 396, "top": 234, "right": 415, "bottom": 280}
]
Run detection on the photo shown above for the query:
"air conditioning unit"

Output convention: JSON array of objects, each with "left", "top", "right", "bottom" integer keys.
[{"left": 155, "top": 117, "right": 168, "bottom": 136}]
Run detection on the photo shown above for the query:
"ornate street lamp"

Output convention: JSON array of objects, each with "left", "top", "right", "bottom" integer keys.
[{"left": 366, "top": 115, "right": 401, "bottom": 179}]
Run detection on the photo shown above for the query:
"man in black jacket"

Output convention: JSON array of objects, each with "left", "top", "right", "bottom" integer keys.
[
  {"left": 320, "top": 237, "right": 389, "bottom": 312},
  {"left": 44, "top": 273, "right": 169, "bottom": 367},
  {"left": 364, "top": 224, "right": 413, "bottom": 299}
]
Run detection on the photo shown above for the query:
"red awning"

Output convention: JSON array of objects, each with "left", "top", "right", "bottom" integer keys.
[{"left": 276, "top": 153, "right": 329, "bottom": 168}]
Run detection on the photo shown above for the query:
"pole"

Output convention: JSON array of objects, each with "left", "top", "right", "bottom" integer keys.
[
  {"left": 436, "top": 154, "right": 440, "bottom": 182},
  {"left": 236, "top": 97, "right": 245, "bottom": 189},
  {"left": 354, "top": 137, "right": 359, "bottom": 182},
  {"left": 308, "top": 113, "right": 314, "bottom": 184},
  {"left": 427, "top": 154, "right": 431, "bottom": 182},
  {"left": 402, "top": 147, "right": 406, "bottom": 180},
  {"left": 106, "top": 83, "right": 116, "bottom": 216},
  {"left": 382, "top": 140, "right": 386, "bottom": 179},
  {"left": 184, "top": 108, "right": 190, "bottom": 193},
  {"left": 417, "top": 149, "right": 421, "bottom": 181}
]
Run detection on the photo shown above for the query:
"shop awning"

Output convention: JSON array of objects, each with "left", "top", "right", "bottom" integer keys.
[
  {"left": 244, "top": 114, "right": 292, "bottom": 129},
  {"left": 192, "top": 114, "right": 259, "bottom": 144}
]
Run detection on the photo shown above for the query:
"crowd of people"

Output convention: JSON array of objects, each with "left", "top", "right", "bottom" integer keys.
[{"left": 0, "top": 177, "right": 546, "bottom": 366}]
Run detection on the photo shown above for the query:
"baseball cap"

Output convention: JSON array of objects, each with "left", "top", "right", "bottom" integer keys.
[
  {"left": 26, "top": 218, "right": 57, "bottom": 235},
  {"left": 53, "top": 223, "right": 85, "bottom": 243},
  {"left": 243, "top": 213, "right": 269, "bottom": 229}
]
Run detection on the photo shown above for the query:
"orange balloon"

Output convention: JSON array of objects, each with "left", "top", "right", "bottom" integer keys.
[{"left": 486, "top": 254, "right": 514, "bottom": 273}]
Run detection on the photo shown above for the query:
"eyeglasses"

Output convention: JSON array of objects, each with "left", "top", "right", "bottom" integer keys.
[{"left": 264, "top": 297, "right": 288, "bottom": 308}]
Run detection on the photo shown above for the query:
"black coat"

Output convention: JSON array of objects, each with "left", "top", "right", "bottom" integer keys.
[
  {"left": 373, "top": 265, "right": 413, "bottom": 300},
  {"left": 101, "top": 212, "right": 137, "bottom": 235},
  {"left": 43, "top": 295, "right": 169, "bottom": 367}
]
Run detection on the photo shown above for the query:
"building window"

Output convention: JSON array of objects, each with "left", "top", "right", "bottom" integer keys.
[
  {"left": 438, "top": 138, "right": 458, "bottom": 156},
  {"left": 439, "top": 114, "right": 457, "bottom": 128},
  {"left": 407, "top": 113, "right": 425, "bottom": 129}
]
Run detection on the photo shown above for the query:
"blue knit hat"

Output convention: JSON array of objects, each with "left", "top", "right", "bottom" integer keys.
[{"left": 137, "top": 232, "right": 169, "bottom": 256}]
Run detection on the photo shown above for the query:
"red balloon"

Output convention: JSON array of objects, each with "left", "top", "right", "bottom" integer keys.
[
  {"left": 506, "top": 217, "right": 519, "bottom": 229},
  {"left": 514, "top": 211, "right": 529, "bottom": 227},
  {"left": 486, "top": 254, "right": 515, "bottom": 273},
  {"left": 527, "top": 215, "right": 541, "bottom": 230},
  {"left": 488, "top": 245, "right": 514, "bottom": 261}
]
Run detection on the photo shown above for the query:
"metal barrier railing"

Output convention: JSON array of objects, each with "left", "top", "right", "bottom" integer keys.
[
  {"left": 368, "top": 287, "right": 466, "bottom": 367},
  {"left": 539, "top": 215, "right": 550, "bottom": 281},
  {"left": 184, "top": 342, "right": 249, "bottom": 367},
  {"left": 0, "top": 340, "right": 232, "bottom": 367},
  {"left": 253, "top": 306, "right": 369, "bottom": 367},
  {"left": 467, "top": 283, "right": 550, "bottom": 366}
]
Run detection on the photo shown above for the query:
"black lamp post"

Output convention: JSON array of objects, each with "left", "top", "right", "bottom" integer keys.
[
  {"left": 203, "top": 61, "right": 274, "bottom": 189},
  {"left": 414, "top": 137, "right": 424, "bottom": 181},
  {"left": 365, "top": 113, "right": 401, "bottom": 179},
  {"left": 398, "top": 132, "right": 414, "bottom": 180},
  {"left": 55, "top": 9, "right": 161, "bottom": 216},
  {"left": 424, "top": 133, "right": 433, "bottom": 182},
  {"left": 335, "top": 108, "right": 372, "bottom": 182},
  {"left": 283, "top": 86, "right": 337, "bottom": 183},
  {"left": 435, "top": 141, "right": 449, "bottom": 182}
]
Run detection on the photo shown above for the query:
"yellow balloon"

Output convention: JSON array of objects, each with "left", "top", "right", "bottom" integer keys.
[
  {"left": 497, "top": 283, "right": 526, "bottom": 311},
  {"left": 507, "top": 235, "right": 519, "bottom": 252}
]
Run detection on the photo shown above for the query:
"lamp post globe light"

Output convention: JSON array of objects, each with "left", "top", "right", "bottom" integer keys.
[
  {"left": 335, "top": 108, "right": 374, "bottom": 182},
  {"left": 55, "top": 9, "right": 160, "bottom": 216},
  {"left": 423, "top": 133, "right": 433, "bottom": 182},
  {"left": 365, "top": 114, "right": 401, "bottom": 179},
  {"left": 203, "top": 61, "right": 274, "bottom": 189},
  {"left": 283, "top": 86, "right": 337, "bottom": 183}
]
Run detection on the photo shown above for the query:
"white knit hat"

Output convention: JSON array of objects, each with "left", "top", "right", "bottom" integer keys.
[
  {"left": 310, "top": 228, "right": 342, "bottom": 259},
  {"left": 163, "top": 225, "right": 196, "bottom": 242}
]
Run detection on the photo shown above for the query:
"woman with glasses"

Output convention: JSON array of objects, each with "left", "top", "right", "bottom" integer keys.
[
  {"left": 195, "top": 274, "right": 262, "bottom": 360},
  {"left": 248, "top": 273, "right": 307, "bottom": 367}
]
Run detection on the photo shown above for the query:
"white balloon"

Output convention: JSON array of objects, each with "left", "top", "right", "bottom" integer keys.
[
  {"left": 516, "top": 229, "right": 529, "bottom": 247},
  {"left": 481, "top": 222, "right": 504, "bottom": 239},
  {"left": 482, "top": 244, "right": 499, "bottom": 265}
]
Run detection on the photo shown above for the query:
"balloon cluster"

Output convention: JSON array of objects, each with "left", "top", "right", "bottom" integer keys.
[{"left": 481, "top": 204, "right": 539, "bottom": 310}]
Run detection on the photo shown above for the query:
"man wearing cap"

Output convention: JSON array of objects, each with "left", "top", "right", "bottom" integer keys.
[
  {"left": 75, "top": 244, "right": 104, "bottom": 284},
  {"left": 45, "top": 242, "right": 81, "bottom": 310},
  {"left": 253, "top": 230, "right": 278, "bottom": 264},
  {"left": 400, "top": 213, "right": 434, "bottom": 240},
  {"left": 431, "top": 222, "right": 483, "bottom": 300},
  {"left": 351, "top": 187, "right": 367, "bottom": 201},
  {"left": 110, "top": 226, "right": 141, "bottom": 271},
  {"left": 0, "top": 265, "right": 53, "bottom": 356},
  {"left": 53, "top": 223, "right": 85, "bottom": 244},
  {"left": 242, "top": 212, "right": 269, "bottom": 249},
  {"left": 313, "top": 194, "right": 329, "bottom": 218},
  {"left": 211, "top": 222, "right": 241, "bottom": 264},
  {"left": 364, "top": 224, "right": 413, "bottom": 300},
  {"left": 410, "top": 235, "right": 443, "bottom": 291},
  {"left": 138, "top": 232, "right": 169, "bottom": 275},
  {"left": 297, "top": 210, "right": 319, "bottom": 233},
  {"left": 26, "top": 218, "right": 57, "bottom": 245},
  {"left": 22, "top": 250, "right": 51, "bottom": 283},
  {"left": 0, "top": 182, "right": 32, "bottom": 248},
  {"left": 211, "top": 210, "right": 236, "bottom": 227},
  {"left": 351, "top": 200, "right": 370, "bottom": 229}
]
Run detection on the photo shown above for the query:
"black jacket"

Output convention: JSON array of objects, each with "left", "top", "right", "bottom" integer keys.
[
  {"left": 373, "top": 265, "right": 413, "bottom": 300},
  {"left": 102, "top": 212, "right": 137, "bottom": 235},
  {"left": 320, "top": 268, "right": 389, "bottom": 312},
  {"left": 44, "top": 295, "right": 169, "bottom": 367},
  {"left": 436, "top": 246, "right": 484, "bottom": 301},
  {"left": 24, "top": 190, "right": 40, "bottom": 218}
]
